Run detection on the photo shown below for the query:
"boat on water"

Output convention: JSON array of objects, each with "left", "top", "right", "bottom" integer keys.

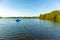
[{"left": 15, "top": 19, "right": 21, "bottom": 22}]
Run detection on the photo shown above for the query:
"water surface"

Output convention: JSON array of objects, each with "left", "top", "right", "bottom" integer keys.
[{"left": 0, "top": 18, "right": 60, "bottom": 40}]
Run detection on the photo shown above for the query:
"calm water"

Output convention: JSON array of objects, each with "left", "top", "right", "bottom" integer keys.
[{"left": 0, "top": 18, "right": 60, "bottom": 40}]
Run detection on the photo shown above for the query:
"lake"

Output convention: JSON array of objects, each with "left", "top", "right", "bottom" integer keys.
[{"left": 0, "top": 18, "right": 60, "bottom": 40}]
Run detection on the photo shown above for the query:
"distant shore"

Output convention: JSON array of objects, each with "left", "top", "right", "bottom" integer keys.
[{"left": 0, "top": 17, "right": 38, "bottom": 19}]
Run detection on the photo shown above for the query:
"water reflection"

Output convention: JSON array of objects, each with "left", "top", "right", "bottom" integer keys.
[
  {"left": 39, "top": 20, "right": 60, "bottom": 40},
  {"left": 45, "top": 20, "right": 60, "bottom": 24}
]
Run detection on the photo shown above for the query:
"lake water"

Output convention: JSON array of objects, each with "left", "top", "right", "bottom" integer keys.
[{"left": 0, "top": 18, "right": 60, "bottom": 40}]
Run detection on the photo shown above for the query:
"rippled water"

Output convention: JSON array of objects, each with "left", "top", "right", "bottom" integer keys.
[{"left": 0, "top": 18, "right": 60, "bottom": 40}]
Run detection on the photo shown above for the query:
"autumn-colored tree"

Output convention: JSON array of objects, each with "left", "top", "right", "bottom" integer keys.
[{"left": 39, "top": 10, "right": 60, "bottom": 21}]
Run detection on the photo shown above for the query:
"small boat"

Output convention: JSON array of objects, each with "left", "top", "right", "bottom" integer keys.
[{"left": 15, "top": 19, "right": 21, "bottom": 22}]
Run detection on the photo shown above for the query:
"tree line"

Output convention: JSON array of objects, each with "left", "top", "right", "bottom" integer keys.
[{"left": 39, "top": 10, "right": 60, "bottom": 21}]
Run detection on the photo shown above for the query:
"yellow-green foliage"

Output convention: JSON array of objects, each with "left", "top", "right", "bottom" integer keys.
[{"left": 39, "top": 10, "right": 60, "bottom": 21}]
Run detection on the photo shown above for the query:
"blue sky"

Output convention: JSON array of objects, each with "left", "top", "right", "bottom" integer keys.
[{"left": 0, "top": 0, "right": 60, "bottom": 17}]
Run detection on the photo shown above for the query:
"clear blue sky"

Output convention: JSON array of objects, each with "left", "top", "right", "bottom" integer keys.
[{"left": 0, "top": 0, "right": 60, "bottom": 17}]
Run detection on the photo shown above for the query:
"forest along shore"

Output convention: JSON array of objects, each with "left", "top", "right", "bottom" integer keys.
[{"left": 39, "top": 10, "right": 60, "bottom": 22}]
